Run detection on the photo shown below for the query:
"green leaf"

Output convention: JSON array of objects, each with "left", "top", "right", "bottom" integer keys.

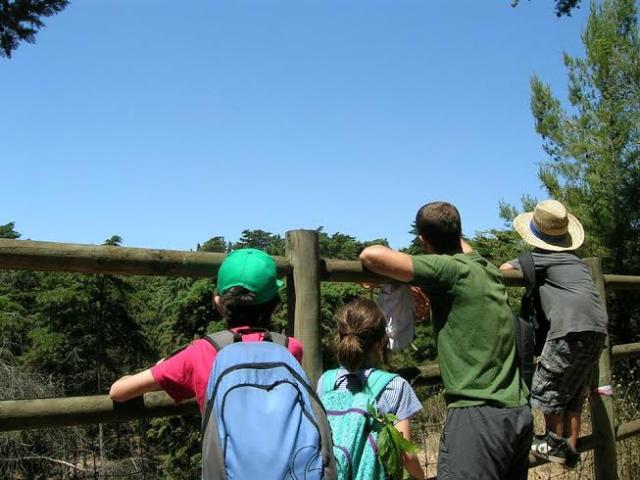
[{"left": 367, "top": 404, "right": 420, "bottom": 480}]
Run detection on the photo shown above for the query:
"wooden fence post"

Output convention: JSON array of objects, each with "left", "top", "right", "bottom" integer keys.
[
  {"left": 585, "top": 257, "right": 618, "bottom": 480},
  {"left": 285, "top": 230, "right": 323, "bottom": 386}
]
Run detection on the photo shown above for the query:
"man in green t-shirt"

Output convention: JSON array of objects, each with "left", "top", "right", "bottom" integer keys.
[{"left": 360, "top": 201, "right": 532, "bottom": 480}]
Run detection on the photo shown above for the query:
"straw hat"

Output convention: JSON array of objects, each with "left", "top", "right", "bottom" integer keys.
[{"left": 513, "top": 200, "right": 584, "bottom": 252}]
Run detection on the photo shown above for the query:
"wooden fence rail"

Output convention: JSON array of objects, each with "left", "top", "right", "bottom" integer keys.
[
  {"left": 2, "top": 396, "right": 639, "bottom": 472},
  {"left": 2, "top": 342, "right": 638, "bottom": 432},
  {"left": 2, "top": 238, "right": 639, "bottom": 288},
  {"left": 0, "top": 393, "right": 197, "bottom": 431}
]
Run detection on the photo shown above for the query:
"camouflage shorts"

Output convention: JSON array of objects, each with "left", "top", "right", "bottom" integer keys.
[{"left": 531, "top": 332, "right": 606, "bottom": 415}]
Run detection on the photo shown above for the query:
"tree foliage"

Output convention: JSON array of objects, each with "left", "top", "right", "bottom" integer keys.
[
  {"left": 512, "top": 0, "right": 582, "bottom": 17},
  {"left": 0, "top": 222, "right": 538, "bottom": 475},
  {"left": 0, "top": 0, "right": 68, "bottom": 58},
  {"left": 0, "top": 348, "right": 83, "bottom": 479},
  {"left": 502, "top": 0, "right": 640, "bottom": 340},
  {"left": 231, "top": 229, "right": 285, "bottom": 255},
  {"left": 528, "top": 0, "right": 640, "bottom": 274},
  {"left": 0, "top": 221, "right": 21, "bottom": 239},
  {"left": 198, "top": 236, "right": 227, "bottom": 253}
]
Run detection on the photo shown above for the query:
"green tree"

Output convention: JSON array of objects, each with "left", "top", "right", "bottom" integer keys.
[
  {"left": 529, "top": 0, "right": 640, "bottom": 273},
  {"left": 198, "top": 236, "right": 227, "bottom": 253},
  {"left": 510, "top": 0, "right": 640, "bottom": 340},
  {"left": 318, "top": 228, "right": 389, "bottom": 260},
  {"left": 0, "top": 0, "right": 69, "bottom": 58},
  {"left": 512, "top": 0, "right": 582, "bottom": 17},
  {"left": 143, "top": 254, "right": 220, "bottom": 478},
  {"left": 103, "top": 234, "right": 123, "bottom": 246},
  {"left": 0, "top": 349, "right": 82, "bottom": 479},
  {"left": 20, "top": 237, "right": 153, "bottom": 395},
  {"left": 0, "top": 221, "right": 20, "bottom": 239},
  {"left": 232, "top": 229, "right": 285, "bottom": 256}
]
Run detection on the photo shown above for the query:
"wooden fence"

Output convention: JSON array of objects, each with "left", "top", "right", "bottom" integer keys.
[{"left": 1, "top": 231, "right": 639, "bottom": 479}]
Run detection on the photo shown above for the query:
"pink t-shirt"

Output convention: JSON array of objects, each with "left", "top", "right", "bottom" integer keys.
[{"left": 151, "top": 328, "right": 303, "bottom": 412}]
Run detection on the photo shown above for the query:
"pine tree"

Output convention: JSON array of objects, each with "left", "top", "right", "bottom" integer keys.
[
  {"left": 0, "top": 222, "right": 21, "bottom": 239},
  {"left": 521, "top": 0, "right": 640, "bottom": 340},
  {"left": 512, "top": 0, "right": 582, "bottom": 17},
  {"left": 0, "top": 0, "right": 68, "bottom": 58},
  {"left": 529, "top": 0, "right": 640, "bottom": 274}
]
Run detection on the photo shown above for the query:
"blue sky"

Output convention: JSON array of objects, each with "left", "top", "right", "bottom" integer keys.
[{"left": 1, "top": 0, "right": 590, "bottom": 250}]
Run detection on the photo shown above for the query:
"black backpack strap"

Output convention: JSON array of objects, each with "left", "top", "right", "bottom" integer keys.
[
  {"left": 518, "top": 252, "right": 537, "bottom": 291},
  {"left": 517, "top": 252, "right": 550, "bottom": 356},
  {"left": 203, "top": 330, "right": 241, "bottom": 352},
  {"left": 512, "top": 313, "right": 535, "bottom": 392}
]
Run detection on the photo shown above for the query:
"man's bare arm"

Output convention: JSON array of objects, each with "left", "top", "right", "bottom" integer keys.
[
  {"left": 359, "top": 245, "right": 415, "bottom": 282},
  {"left": 499, "top": 262, "right": 516, "bottom": 271}
]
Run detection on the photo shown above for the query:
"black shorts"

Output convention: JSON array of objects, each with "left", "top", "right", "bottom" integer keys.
[{"left": 437, "top": 404, "right": 533, "bottom": 480}]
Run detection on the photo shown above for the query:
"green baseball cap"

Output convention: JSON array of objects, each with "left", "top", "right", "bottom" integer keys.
[{"left": 217, "top": 248, "right": 284, "bottom": 304}]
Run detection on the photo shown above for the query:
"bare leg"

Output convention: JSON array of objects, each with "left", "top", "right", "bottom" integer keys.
[
  {"left": 566, "top": 411, "right": 581, "bottom": 450},
  {"left": 544, "top": 413, "right": 564, "bottom": 437}
]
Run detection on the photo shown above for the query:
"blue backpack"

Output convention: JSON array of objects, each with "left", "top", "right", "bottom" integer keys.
[
  {"left": 319, "top": 369, "right": 397, "bottom": 480},
  {"left": 201, "top": 329, "right": 337, "bottom": 480}
]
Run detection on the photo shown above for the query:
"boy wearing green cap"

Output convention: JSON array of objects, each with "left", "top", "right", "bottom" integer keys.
[{"left": 110, "top": 248, "right": 303, "bottom": 411}]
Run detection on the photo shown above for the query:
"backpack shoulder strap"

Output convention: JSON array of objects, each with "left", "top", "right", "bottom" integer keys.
[
  {"left": 320, "top": 369, "right": 340, "bottom": 396},
  {"left": 266, "top": 331, "right": 289, "bottom": 348},
  {"left": 518, "top": 252, "right": 536, "bottom": 291},
  {"left": 203, "top": 329, "right": 289, "bottom": 352},
  {"left": 365, "top": 369, "right": 398, "bottom": 400},
  {"left": 203, "top": 330, "right": 240, "bottom": 352}
]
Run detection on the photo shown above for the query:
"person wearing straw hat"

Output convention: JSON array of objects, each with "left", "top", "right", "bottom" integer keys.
[{"left": 500, "top": 199, "right": 608, "bottom": 468}]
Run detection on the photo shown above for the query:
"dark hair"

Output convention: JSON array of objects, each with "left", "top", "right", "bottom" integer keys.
[
  {"left": 218, "top": 287, "right": 281, "bottom": 329},
  {"left": 334, "top": 298, "right": 387, "bottom": 372},
  {"left": 415, "top": 201, "right": 462, "bottom": 254}
]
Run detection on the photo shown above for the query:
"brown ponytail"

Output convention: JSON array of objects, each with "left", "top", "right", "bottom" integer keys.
[{"left": 334, "top": 297, "right": 387, "bottom": 372}]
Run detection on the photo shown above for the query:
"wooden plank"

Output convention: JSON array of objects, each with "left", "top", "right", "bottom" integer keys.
[
  {"left": 616, "top": 418, "right": 640, "bottom": 441},
  {"left": 322, "top": 259, "right": 392, "bottom": 283},
  {"left": 10, "top": 239, "right": 640, "bottom": 291},
  {"left": 0, "top": 239, "right": 292, "bottom": 278},
  {"left": 584, "top": 257, "right": 618, "bottom": 480},
  {"left": 402, "top": 342, "right": 637, "bottom": 382},
  {"left": 611, "top": 342, "right": 640, "bottom": 360},
  {"left": 286, "top": 230, "right": 323, "bottom": 387},
  {"left": 323, "top": 259, "right": 525, "bottom": 287},
  {"left": 604, "top": 274, "right": 640, "bottom": 291},
  {"left": 400, "top": 341, "right": 638, "bottom": 387},
  {"left": 2, "top": 388, "right": 638, "bottom": 471},
  {"left": 0, "top": 392, "right": 197, "bottom": 432}
]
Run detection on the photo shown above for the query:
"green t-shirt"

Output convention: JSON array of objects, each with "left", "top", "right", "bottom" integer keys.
[{"left": 412, "top": 251, "right": 527, "bottom": 409}]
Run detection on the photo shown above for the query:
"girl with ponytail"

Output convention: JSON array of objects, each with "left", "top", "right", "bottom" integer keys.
[{"left": 319, "top": 298, "right": 425, "bottom": 480}]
